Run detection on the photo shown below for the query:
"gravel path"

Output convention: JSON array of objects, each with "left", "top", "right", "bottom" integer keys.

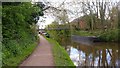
[{"left": 19, "top": 35, "right": 54, "bottom": 66}]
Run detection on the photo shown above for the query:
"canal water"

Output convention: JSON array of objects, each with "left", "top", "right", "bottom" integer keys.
[{"left": 65, "top": 41, "right": 120, "bottom": 66}]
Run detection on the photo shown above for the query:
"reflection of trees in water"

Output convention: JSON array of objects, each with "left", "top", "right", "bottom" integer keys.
[
  {"left": 69, "top": 42, "right": 119, "bottom": 66},
  {"left": 98, "top": 50, "right": 101, "bottom": 66},
  {"left": 112, "top": 49, "right": 117, "bottom": 66},
  {"left": 101, "top": 49, "right": 107, "bottom": 66},
  {"left": 91, "top": 49, "right": 95, "bottom": 66}
]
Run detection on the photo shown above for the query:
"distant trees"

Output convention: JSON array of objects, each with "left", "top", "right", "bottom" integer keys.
[
  {"left": 43, "top": 1, "right": 119, "bottom": 41},
  {"left": 42, "top": 1, "right": 119, "bottom": 31},
  {"left": 71, "top": 1, "right": 119, "bottom": 31}
]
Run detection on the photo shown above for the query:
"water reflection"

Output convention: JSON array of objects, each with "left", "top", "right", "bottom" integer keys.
[{"left": 66, "top": 42, "right": 120, "bottom": 66}]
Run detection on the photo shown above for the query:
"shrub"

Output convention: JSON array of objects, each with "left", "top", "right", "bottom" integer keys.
[{"left": 99, "top": 29, "right": 119, "bottom": 42}]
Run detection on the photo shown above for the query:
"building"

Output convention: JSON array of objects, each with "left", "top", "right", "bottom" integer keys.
[{"left": 70, "top": 17, "right": 87, "bottom": 30}]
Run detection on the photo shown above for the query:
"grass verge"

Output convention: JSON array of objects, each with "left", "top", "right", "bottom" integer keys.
[
  {"left": 73, "top": 30, "right": 95, "bottom": 36},
  {"left": 2, "top": 42, "right": 37, "bottom": 68},
  {"left": 46, "top": 38, "right": 75, "bottom": 68}
]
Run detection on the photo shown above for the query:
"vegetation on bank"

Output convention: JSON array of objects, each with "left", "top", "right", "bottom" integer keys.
[
  {"left": 45, "top": 22, "right": 72, "bottom": 47},
  {"left": 47, "top": 38, "right": 75, "bottom": 67},
  {"left": 2, "top": 2, "right": 43, "bottom": 66},
  {"left": 99, "top": 29, "right": 119, "bottom": 42},
  {"left": 46, "top": 23, "right": 75, "bottom": 67},
  {"left": 2, "top": 43, "right": 37, "bottom": 67},
  {"left": 72, "top": 29, "right": 119, "bottom": 42},
  {"left": 69, "top": 2, "right": 120, "bottom": 42},
  {"left": 73, "top": 30, "right": 95, "bottom": 36}
]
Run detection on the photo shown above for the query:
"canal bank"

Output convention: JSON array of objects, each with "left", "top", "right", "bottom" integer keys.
[
  {"left": 46, "top": 29, "right": 120, "bottom": 67},
  {"left": 46, "top": 38, "right": 75, "bottom": 67}
]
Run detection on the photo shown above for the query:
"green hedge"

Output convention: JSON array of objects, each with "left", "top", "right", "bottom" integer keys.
[{"left": 2, "top": 2, "right": 42, "bottom": 66}]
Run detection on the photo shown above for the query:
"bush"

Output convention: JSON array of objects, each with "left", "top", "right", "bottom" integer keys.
[
  {"left": 2, "top": 2, "right": 42, "bottom": 66},
  {"left": 99, "top": 29, "right": 119, "bottom": 42},
  {"left": 47, "top": 29, "right": 71, "bottom": 46}
]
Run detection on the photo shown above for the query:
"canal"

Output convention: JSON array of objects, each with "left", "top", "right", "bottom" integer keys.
[
  {"left": 47, "top": 30, "right": 120, "bottom": 66},
  {"left": 64, "top": 41, "right": 120, "bottom": 66}
]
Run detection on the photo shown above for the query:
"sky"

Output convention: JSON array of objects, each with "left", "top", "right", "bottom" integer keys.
[{"left": 34, "top": 0, "right": 120, "bottom": 29}]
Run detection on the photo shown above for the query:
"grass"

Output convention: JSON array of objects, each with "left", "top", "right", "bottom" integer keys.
[
  {"left": 46, "top": 38, "right": 75, "bottom": 68},
  {"left": 73, "top": 30, "right": 95, "bottom": 36},
  {"left": 2, "top": 42, "right": 37, "bottom": 67}
]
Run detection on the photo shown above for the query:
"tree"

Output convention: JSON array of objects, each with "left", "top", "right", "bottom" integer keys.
[{"left": 2, "top": 2, "right": 44, "bottom": 65}]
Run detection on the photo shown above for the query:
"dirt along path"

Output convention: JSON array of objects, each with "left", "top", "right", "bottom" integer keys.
[{"left": 20, "top": 35, "right": 54, "bottom": 66}]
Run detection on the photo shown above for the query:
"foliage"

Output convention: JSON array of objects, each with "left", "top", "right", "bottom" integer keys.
[
  {"left": 47, "top": 38, "right": 75, "bottom": 67},
  {"left": 2, "top": 2, "right": 43, "bottom": 66},
  {"left": 46, "top": 22, "right": 71, "bottom": 46},
  {"left": 72, "top": 29, "right": 119, "bottom": 42},
  {"left": 99, "top": 29, "right": 119, "bottom": 42},
  {"left": 2, "top": 43, "right": 37, "bottom": 66},
  {"left": 47, "top": 29, "right": 71, "bottom": 46}
]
